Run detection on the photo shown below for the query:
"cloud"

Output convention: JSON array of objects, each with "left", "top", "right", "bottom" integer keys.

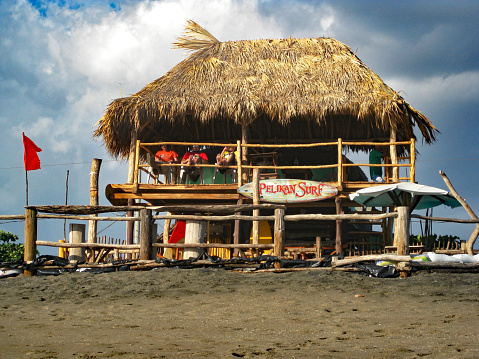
[{"left": 1, "top": 0, "right": 478, "bottom": 249}]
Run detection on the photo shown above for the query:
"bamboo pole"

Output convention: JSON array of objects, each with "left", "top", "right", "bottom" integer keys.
[
  {"left": 440, "top": 170, "right": 478, "bottom": 255},
  {"left": 24, "top": 207, "right": 37, "bottom": 276}
]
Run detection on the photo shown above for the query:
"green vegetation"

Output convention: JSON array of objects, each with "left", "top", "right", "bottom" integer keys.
[
  {"left": 410, "top": 233, "right": 461, "bottom": 250},
  {"left": 0, "top": 230, "right": 25, "bottom": 262}
]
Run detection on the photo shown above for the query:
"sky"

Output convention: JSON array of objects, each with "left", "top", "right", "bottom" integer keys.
[{"left": 1, "top": 0, "right": 478, "bottom": 254}]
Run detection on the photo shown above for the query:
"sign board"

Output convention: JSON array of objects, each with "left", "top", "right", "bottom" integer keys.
[{"left": 238, "top": 179, "right": 338, "bottom": 203}]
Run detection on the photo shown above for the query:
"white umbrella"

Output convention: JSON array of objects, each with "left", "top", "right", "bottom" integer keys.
[
  {"left": 349, "top": 182, "right": 461, "bottom": 258},
  {"left": 349, "top": 182, "right": 460, "bottom": 211}
]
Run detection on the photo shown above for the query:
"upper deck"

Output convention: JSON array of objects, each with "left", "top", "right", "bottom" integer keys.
[{"left": 105, "top": 139, "right": 416, "bottom": 209}]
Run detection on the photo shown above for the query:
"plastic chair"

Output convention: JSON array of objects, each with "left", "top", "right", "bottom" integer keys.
[
  {"left": 180, "top": 166, "right": 204, "bottom": 184},
  {"left": 213, "top": 167, "right": 237, "bottom": 184}
]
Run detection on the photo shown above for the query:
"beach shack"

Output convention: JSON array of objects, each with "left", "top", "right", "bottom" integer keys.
[{"left": 94, "top": 21, "right": 438, "bottom": 259}]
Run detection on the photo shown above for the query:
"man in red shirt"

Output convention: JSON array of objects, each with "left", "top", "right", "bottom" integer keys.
[
  {"left": 154, "top": 145, "right": 179, "bottom": 183},
  {"left": 180, "top": 145, "right": 208, "bottom": 183}
]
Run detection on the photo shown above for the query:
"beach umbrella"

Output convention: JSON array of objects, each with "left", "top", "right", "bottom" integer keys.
[
  {"left": 349, "top": 182, "right": 461, "bottom": 212},
  {"left": 349, "top": 183, "right": 461, "bottom": 258}
]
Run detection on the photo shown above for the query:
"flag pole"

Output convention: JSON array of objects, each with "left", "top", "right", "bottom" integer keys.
[{"left": 25, "top": 170, "right": 29, "bottom": 206}]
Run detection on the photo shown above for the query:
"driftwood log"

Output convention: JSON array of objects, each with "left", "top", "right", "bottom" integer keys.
[{"left": 440, "top": 170, "right": 478, "bottom": 255}]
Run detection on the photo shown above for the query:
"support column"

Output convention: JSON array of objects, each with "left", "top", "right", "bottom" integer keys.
[
  {"left": 69, "top": 223, "right": 85, "bottom": 263},
  {"left": 183, "top": 220, "right": 206, "bottom": 260}
]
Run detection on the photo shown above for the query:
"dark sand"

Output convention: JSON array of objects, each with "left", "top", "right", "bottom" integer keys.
[{"left": 1, "top": 268, "right": 479, "bottom": 358}]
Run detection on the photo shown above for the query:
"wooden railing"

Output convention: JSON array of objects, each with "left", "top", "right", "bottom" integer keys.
[{"left": 131, "top": 138, "right": 416, "bottom": 188}]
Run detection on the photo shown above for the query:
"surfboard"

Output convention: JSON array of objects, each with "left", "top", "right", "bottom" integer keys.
[{"left": 238, "top": 179, "right": 338, "bottom": 203}]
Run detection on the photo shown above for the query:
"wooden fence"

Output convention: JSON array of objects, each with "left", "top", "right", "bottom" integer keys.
[
  {"left": 16, "top": 204, "right": 403, "bottom": 276},
  {"left": 2, "top": 202, "right": 478, "bottom": 277}
]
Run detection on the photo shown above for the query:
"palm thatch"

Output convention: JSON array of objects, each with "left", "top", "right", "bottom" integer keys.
[{"left": 94, "top": 20, "right": 438, "bottom": 160}]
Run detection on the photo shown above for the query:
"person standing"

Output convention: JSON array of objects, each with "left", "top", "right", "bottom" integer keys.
[{"left": 369, "top": 145, "right": 384, "bottom": 182}]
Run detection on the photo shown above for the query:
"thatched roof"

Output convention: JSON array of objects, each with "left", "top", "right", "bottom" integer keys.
[{"left": 94, "top": 20, "right": 438, "bottom": 159}]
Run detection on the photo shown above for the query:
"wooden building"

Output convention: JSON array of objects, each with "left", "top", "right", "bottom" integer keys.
[{"left": 94, "top": 21, "right": 438, "bottom": 258}]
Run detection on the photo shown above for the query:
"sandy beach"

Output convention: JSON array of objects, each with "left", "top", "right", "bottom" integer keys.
[{"left": 1, "top": 268, "right": 478, "bottom": 358}]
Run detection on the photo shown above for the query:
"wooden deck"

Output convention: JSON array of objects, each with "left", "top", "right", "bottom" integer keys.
[{"left": 105, "top": 181, "right": 379, "bottom": 208}]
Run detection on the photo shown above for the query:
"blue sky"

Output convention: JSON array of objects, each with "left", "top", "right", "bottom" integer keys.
[{"left": 1, "top": 0, "right": 478, "bottom": 253}]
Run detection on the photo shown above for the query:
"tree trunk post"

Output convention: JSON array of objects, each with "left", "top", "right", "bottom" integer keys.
[
  {"left": 140, "top": 208, "right": 152, "bottom": 260},
  {"left": 183, "top": 220, "right": 206, "bottom": 260},
  {"left": 24, "top": 207, "right": 37, "bottom": 276}
]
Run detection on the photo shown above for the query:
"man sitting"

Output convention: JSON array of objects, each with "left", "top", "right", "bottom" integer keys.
[
  {"left": 154, "top": 145, "right": 179, "bottom": 183},
  {"left": 180, "top": 145, "right": 208, "bottom": 183},
  {"left": 216, "top": 146, "right": 237, "bottom": 173}
]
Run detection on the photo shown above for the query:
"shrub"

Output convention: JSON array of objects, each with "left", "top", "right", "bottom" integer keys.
[{"left": 0, "top": 230, "right": 25, "bottom": 262}]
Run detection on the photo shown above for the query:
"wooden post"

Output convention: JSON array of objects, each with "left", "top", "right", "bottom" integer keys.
[
  {"left": 69, "top": 223, "right": 85, "bottom": 262},
  {"left": 273, "top": 208, "right": 285, "bottom": 268},
  {"left": 127, "top": 131, "right": 137, "bottom": 184},
  {"left": 252, "top": 168, "right": 260, "bottom": 253},
  {"left": 126, "top": 131, "right": 137, "bottom": 259},
  {"left": 237, "top": 140, "right": 243, "bottom": 187},
  {"left": 337, "top": 138, "right": 343, "bottom": 190},
  {"left": 409, "top": 138, "right": 415, "bottom": 182},
  {"left": 24, "top": 207, "right": 37, "bottom": 276},
  {"left": 133, "top": 139, "right": 141, "bottom": 193},
  {"left": 183, "top": 220, "right": 206, "bottom": 260},
  {"left": 396, "top": 205, "right": 410, "bottom": 278},
  {"left": 241, "top": 122, "right": 249, "bottom": 184},
  {"left": 163, "top": 216, "right": 171, "bottom": 244},
  {"left": 390, "top": 127, "right": 398, "bottom": 181},
  {"left": 152, "top": 223, "right": 158, "bottom": 260},
  {"left": 335, "top": 197, "right": 343, "bottom": 255},
  {"left": 87, "top": 158, "right": 102, "bottom": 260},
  {"left": 140, "top": 208, "right": 152, "bottom": 260},
  {"left": 396, "top": 206, "right": 410, "bottom": 256},
  {"left": 233, "top": 199, "right": 243, "bottom": 257}
]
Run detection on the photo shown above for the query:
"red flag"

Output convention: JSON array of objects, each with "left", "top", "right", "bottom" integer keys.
[{"left": 23, "top": 132, "right": 42, "bottom": 171}]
